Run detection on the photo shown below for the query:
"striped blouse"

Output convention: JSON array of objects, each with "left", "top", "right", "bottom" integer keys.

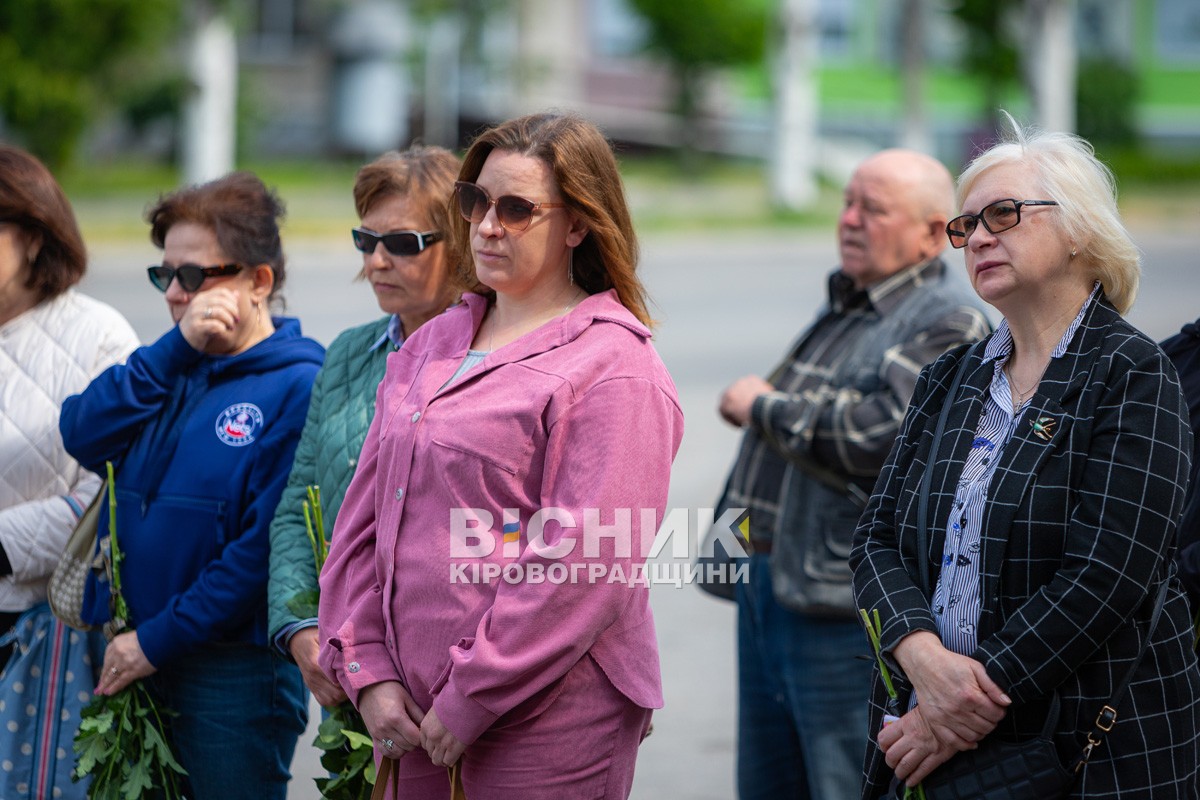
[{"left": 932, "top": 284, "right": 1100, "bottom": 655}]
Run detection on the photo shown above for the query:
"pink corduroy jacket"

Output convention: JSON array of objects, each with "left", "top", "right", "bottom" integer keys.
[{"left": 317, "top": 289, "right": 683, "bottom": 745}]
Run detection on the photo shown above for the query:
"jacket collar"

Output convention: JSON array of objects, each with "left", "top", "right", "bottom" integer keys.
[
  {"left": 922, "top": 292, "right": 1125, "bottom": 636},
  {"left": 829, "top": 257, "right": 946, "bottom": 316},
  {"left": 458, "top": 288, "right": 649, "bottom": 359},
  {"left": 421, "top": 289, "right": 649, "bottom": 397}
]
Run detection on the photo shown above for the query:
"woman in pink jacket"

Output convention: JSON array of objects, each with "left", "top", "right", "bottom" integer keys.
[{"left": 317, "top": 112, "right": 684, "bottom": 799}]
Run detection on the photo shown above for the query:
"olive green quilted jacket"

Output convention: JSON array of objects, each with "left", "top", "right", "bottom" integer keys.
[{"left": 267, "top": 315, "right": 392, "bottom": 645}]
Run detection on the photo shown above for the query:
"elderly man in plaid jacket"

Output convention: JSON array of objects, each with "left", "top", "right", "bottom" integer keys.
[{"left": 716, "top": 149, "right": 991, "bottom": 800}]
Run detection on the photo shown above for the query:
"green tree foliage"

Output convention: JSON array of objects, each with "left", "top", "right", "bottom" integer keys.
[
  {"left": 626, "top": 0, "right": 768, "bottom": 156},
  {"left": 1076, "top": 58, "right": 1140, "bottom": 148},
  {"left": 948, "top": 0, "right": 1021, "bottom": 132},
  {"left": 0, "top": 0, "right": 181, "bottom": 168}
]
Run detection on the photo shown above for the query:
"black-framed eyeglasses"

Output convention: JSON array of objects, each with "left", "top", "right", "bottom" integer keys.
[
  {"left": 453, "top": 181, "right": 566, "bottom": 232},
  {"left": 147, "top": 263, "right": 242, "bottom": 293},
  {"left": 352, "top": 227, "right": 443, "bottom": 256},
  {"left": 946, "top": 199, "right": 1058, "bottom": 249}
]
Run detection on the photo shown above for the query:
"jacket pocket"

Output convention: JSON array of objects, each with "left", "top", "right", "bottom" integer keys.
[
  {"left": 119, "top": 490, "right": 227, "bottom": 569},
  {"left": 803, "top": 504, "right": 860, "bottom": 583},
  {"left": 429, "top": 430, "right": 534, "bottom": 504},
  {"left": 770, "top": 473, "right": 860, "bottom": 617}
]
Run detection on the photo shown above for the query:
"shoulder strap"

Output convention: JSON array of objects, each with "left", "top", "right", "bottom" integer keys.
[
  {"left": 915, "top": 342, "right": 981, "bottom": 597},
  {"left": 371, "top": 755, "right": 399, "bottom": 800},
  {"left": 1071, "top": 579, "right": 1170, "bottom": 772}
]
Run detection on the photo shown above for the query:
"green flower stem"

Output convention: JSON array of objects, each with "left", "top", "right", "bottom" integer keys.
[
  {"left": 299, "top": 485, "right": 373, "bottom": 800},
  {"left": 860, "top": 607, "right": 926, "bottom": 800},
  {"left": 859, "top": 608, "right": 898, "bottom": 700},
  {"left": 74, "top": 461, "right": 187, "bottom": 799}
]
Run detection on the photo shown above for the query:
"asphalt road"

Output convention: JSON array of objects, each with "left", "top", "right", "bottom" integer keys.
[{"left": 80, "top": 223, "right": 1198, "bottom": 800}]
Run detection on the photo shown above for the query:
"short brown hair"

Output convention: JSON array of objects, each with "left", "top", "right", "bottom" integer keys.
[
  {"left": 0, "top": 143, "right": 87, "bottom": 301},
  {"left": 147, "top": 171, "right": 288, "bottom": 300},
  {"left": 353, "top": 145, "right": 460, "bottom": 227},
  {"left": 353, "top": 145, "right": 465, "bottom": 288},
  {"left": 450, "top": 112, "right": 652, "bottom": 326}
]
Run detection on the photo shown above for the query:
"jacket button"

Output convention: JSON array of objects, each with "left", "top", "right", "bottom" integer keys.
[
  {"left": 395, "top": 488, "right": 404, "bottom": 501},
  {"left": 348, "top": 661, "right": 360, "bottom": 673},
  {"left": 411, "top": 411, "right": 421, "bottom": 423}
]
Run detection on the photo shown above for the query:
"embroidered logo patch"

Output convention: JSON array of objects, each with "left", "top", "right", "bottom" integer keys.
[{"left": 215, "top": 403, "right": 264, "bottom": 447}]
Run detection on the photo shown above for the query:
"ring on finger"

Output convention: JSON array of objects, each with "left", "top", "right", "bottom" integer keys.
[
  {"left": 204, "top": 306, "right": 213, "bottom": 319},
  {"left": 380, "top": 738, "right": 394, "bottom": 750},
  {"left": 109, "top": 667, "right": 119, "bottom": 675}
]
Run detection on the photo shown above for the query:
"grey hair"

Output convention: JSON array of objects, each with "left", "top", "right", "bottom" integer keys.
[{"left": 955, "top": 111, "right": 1140, "bottom": 314}]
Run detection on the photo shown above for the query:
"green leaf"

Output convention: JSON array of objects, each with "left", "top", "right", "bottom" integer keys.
[
  {"left": 73, "top": 735, "right": 112, "bottom": 777},
  {"left": 142, "top": 715, "right": 188, "bottom": 774},
  {"left": 307, "top": 701, "right": 374, "bottom": 799},
  {"left": 341, "top": 728, "right": 374, "bottom": 749},
  {"left": 286, "top": 590, "right": 320, "bottom": 619},
  {"left": 346, "top": 744, "right": 373, "bottom": 768},
  {"left": 78, "top": 709, "right": 115, "bottom": 734},
  {"left": 120, "top": 752, "right": 154, "bottom": 796},
  {"left": 72, "top": 676, "right": 187, "bottom": 799}
]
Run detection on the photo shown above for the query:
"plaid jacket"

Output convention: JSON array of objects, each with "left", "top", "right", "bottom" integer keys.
[
  {"left": 852, "top": 296, "right": 1200, "bottom": 799},
  {"left": 725, "top": 259, "right": 991, "bottom": 544}
]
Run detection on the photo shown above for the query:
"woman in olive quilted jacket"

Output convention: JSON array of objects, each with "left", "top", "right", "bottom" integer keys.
[{"left": 267, "top": 145, "right": 462, "bottom": 706}]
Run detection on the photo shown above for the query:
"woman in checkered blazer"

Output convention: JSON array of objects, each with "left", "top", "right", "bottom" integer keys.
[{"left": 851, "top": 118, "right": 1200, "bottom": 799}]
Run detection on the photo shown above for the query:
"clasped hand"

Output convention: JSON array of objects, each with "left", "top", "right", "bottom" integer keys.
[
  {"left": 359, "top": 681, "right": 466, "bottom": 766},
  {"left": 883, "top": 631, "right": 1011, "bottom": 786}
]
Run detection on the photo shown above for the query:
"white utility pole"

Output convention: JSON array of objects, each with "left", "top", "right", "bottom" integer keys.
[
  {"left": 769, "top": 0, "right": 819, "bottom": 210},
  {"left": 899, "top": 0, "right": 934, "bottom": 154},
  {"left": 424, "top": 14, "right": 462, "bottom": 148},
  {"left": 1026, "top": 0, "right": 1077, "bottom": 133},
  {"left": 182, "top": 6, "right": 237, "bottom": 184}
]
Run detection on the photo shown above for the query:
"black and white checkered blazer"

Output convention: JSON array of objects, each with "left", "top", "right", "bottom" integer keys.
[{"left": 851, "top": 295, "right": 1200, "bottom": 799}]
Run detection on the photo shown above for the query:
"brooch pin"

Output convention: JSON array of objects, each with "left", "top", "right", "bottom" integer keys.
[{"left": 1030, "top": 416, "right": 1057, "bottom": 442}]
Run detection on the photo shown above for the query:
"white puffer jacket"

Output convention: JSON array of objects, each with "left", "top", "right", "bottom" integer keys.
[{"left": 0, "top": 289, "right": 139, "bottom": 612}]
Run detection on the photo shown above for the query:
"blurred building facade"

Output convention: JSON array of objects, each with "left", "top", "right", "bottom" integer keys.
[{"left": 224, "top": 0, "right": 1199, "bottom": 161}]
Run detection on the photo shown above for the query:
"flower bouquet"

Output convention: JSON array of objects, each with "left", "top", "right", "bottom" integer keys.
[
  {"left": 287, "top": 485, "right": 376, "bottom": 800},
  {"left": 72, "top": 462, "right": 188, "bottom": 799}
]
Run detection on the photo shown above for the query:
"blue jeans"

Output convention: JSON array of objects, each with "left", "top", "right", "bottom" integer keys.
[
  {"left": 148, "top": 644, "right": 307, "bottom": 800},
  {"left": 736, "top": 553, "right": 872, "bottom": 800}
]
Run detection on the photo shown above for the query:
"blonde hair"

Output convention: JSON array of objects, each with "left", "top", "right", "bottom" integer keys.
[{"left": 956, "top": 113, "right": 1140, "bottom": 314}]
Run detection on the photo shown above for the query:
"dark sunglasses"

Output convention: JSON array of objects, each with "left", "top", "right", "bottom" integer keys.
[
  {"left": 946, "top": 199, "right": 1058, "bottom": 249},
  {"left": 352, "top": 227, "right": 443, "bottom": 256},
  {"left": 454, "top": 181, "right": 566, "bottom": 232},
  {"left": 147, "top": 263, "right": 242, "bottom": 293}
]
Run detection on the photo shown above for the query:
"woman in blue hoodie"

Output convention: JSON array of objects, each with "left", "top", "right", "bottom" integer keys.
[{"left": 59, "top": 172, "right": 325, "bottom": 800}]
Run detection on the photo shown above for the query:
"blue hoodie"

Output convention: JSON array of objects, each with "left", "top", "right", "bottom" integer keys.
[{"left": 60, "top": 318, "right": 324, "bottom": 668}]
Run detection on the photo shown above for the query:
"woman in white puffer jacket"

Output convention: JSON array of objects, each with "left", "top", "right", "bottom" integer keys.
[{"left": 0, "top": 143, "right": 139, "bottom": 798}]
